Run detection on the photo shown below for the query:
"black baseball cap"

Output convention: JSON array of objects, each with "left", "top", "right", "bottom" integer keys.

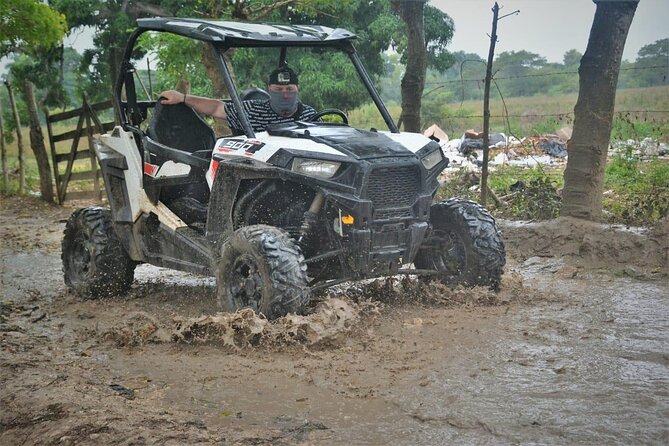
[{"left": 269, "top": 66, "right": 298, "bottom": 85}]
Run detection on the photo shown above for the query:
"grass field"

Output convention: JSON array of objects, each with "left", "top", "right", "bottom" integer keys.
[{"left": 350, "top": 85, "right": 669, "bottom": 140}]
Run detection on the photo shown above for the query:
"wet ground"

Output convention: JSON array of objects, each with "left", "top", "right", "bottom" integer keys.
[{"left": 1, "top": 196, "right": 667, "bottom": 445}]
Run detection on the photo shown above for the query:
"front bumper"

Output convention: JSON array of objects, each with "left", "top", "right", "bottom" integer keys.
[{"left": 347, "top": 221, "right": 429, "bottom": 276}]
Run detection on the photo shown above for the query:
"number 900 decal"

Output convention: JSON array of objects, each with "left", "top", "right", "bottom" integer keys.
[{"left": 214, "top": 138, "right": 265, "bottom": 156}]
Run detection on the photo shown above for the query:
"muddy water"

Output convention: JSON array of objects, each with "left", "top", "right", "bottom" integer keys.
[
  {"left": 88, "top": 269, "right": 668, "bottom": 445},
  {"left": 2, "top": 196, "right": 668, "bottom": 445},
  {"left": 385, "top": 276, "right": 669, "bottom": 445}
]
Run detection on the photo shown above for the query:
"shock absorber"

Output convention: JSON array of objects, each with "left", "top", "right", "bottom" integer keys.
[{"left": 298, "top": 192, "right": 324, "bottom": 244}]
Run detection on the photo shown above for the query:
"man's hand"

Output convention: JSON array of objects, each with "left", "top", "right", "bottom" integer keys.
[
  {"left": 158, "top": 90, "right": 227, "bottom": 119},
  {"left": 159, "top": 90, "right": 186, "bottom": 104}
]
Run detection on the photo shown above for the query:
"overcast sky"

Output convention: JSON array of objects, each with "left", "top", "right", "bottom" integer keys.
[{"left": 431, "top": 0, "right": 669, "bottom": 63}]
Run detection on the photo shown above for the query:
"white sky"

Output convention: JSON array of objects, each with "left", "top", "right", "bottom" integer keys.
[{"left": 431, "top": 0, "right": 669, "bottom": 63}]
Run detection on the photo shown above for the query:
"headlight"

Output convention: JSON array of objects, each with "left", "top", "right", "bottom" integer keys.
[
  {"left": 420, "top": 149, "right": 443, "bottom": 170},
  {"left": 292, "top": 158, "right": 341, "bottom": 179}
]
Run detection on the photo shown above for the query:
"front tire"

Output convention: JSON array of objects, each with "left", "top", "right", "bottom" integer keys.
[
  {"left": 414, "top": 199, "right": 505, "bottom": 289},
  {"left": 216, "top": 225, "right": 310, "bottom": 320},
  {"left": 62, "top": 207, "right": 136, "bottom": 298}
]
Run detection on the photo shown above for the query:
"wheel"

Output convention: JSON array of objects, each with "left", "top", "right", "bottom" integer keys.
[
  {"left": 62, "top": 207, "right": 136, "bottom": 298},
  {"left": 216, "top": 225, "right": 310, "bottom": 320},
  {"left": 308, "top": 109, "right": 349, "bottom": 124},
  {"left": 414, "top": 199, "right": 505, "bottom": 289}
]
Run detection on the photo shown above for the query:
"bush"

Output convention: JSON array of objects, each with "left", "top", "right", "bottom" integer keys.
[
  {"left": 435, "top": 168, "right": 480, "bottom": 203},
  {"left": 494, "top": 168, "right": 562, "bottom": 220},
  {"left": 603, "top": 155, "right": 669, "bottom": 225},
  {"left": 436, "top": 166, "right": 562, "bottom": 221}
]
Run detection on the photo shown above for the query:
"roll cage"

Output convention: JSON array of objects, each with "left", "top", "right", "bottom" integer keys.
[{"left": 114, "top": 18, "right": 399, "bottom": 138}]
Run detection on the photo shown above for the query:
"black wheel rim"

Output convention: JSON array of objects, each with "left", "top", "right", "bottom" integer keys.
[
  {"left": 226, "top": 254, "right": 264, "bottom": 311},
  {"left": 426, "top": 229, "right": 466, "bottom": 277}
]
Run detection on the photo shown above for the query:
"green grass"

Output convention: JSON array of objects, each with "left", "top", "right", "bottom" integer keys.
[
  {"left": 436, "top": 157, "right": 669, "bottom": 225},
  {"left": 437, "top": 165, "right": 564, "bottom": 221},
  {"left": 1, "top": 124, "right": 98, "bottom": 196},
  {"left": 602, "top": 155, "right": 669, "bottom": 224},
  {"left": 353, "top": 85, "right": 669, "bottom": 141}
]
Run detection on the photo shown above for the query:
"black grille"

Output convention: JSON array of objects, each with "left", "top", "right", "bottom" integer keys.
[
  {"left": 375, "top": 208, "right": 413, "bottom": 220},
  {"left": 366, "top": 165, "right": 420, "bottom": 218}
]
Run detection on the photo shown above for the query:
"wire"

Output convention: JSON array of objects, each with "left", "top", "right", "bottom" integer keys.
[
  {"left": 436, "top": 110, "right": 669, "bottom": 119},
  {"left": 424, "top": 64, "right": 669, "bottom": 86}
]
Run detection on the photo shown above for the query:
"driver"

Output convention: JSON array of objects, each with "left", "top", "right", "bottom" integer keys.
[{"left": 159, "top": 66, "right": 317, "bottom": 132}]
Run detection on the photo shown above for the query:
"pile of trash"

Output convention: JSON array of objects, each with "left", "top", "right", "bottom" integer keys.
[
  {"left": 424, "top": 125, "right": 572, "bottom": 172},
  {"left": 423, "top": 124, "right": 668, "bottom": 172},
  {"left": 611, "top": 137, "right": 669, "bottom": 158}
]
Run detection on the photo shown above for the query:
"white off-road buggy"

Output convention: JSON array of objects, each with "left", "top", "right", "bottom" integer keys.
[{"left": 61, "top": 18, "right": 505, "bottom": 319}]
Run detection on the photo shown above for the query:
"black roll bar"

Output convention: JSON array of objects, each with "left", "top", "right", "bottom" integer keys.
[
  {"left": 214, "top": 46, "right": 255, "bottom": 138},
  {"left": 115, "top": 28, "right": 145, "bottom": 127}
]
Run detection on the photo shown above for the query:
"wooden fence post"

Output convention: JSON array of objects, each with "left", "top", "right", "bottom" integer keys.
[
  {"left": 82, "top": 95, "right": 101, "bottom": 200},
  {"left": 4, "top": 80, "right": 25, "bottom": 194},
  {"left": 24, "top": 80, "right": 54, "bottom": 203},
  {"left": 0, "top": 95, "right": 7, "bottom": 188}
]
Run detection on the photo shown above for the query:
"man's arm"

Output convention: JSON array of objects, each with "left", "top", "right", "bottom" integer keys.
[{"left": 159, "top": 90, "right": 227, "bottom": 119}]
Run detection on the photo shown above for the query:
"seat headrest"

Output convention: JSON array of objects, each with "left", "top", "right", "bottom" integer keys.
[{"left": 148, "top": 101, "right": 216, "bottom": 153}]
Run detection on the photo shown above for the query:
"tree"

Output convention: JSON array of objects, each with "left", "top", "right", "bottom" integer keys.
[
  {"left": 52, "top": 0, "right": 175, "bottom": 101},
  {"left": 423, "top": 5, "right": 455, "bottom": 72},
  {"left": 561, "top": 0, "right": 639, "bottom": 221},
  {"left": 1, "top": 0, "right": 67, "bottom": 202},
  {"left": 494, "top": 50, "right": 548, "bottom": 97},
  {"left": 563, "top": 49, "right": 583, "bottom": 67},
  {"left": 23, "top": 81, "right": 54, "bottom": 202},
  {"left": 391, "top": 0, "right": 428, "bottom": 132},
  {"left": 52, "top": 1, "right": 355, "bottom": 102},
  {"left": 0, "top": 0, "right": 67, "bottom": 58},
  {"left": 634, "top": 38, "right": 668, "bottom": 86}
]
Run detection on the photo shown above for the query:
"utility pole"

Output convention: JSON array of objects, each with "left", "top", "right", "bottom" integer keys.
[{"left": 480, "top": 3, "right": 519, "bottom": 206}]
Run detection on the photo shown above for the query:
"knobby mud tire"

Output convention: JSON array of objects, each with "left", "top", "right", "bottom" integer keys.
[
  {"left": 414, "top": 198, "right": 506, "bottom": 289},
  {"left": 216, "top": 225, "right": 310, "bottom": 320},
  {"left": 62, "top": 207, "right": 136, "bottom": 298}
]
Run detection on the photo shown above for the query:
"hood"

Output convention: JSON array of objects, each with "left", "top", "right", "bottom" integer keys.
[{"left": 267, "top": 123, "right": 415, "bottom": 160}]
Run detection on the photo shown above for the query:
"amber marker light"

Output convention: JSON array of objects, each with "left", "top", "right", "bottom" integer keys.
[{"left": 341, "top": 215, "right": 355, "bottom": 225}]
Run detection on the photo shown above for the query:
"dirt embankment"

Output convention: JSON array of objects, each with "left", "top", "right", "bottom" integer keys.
[
  {"left": 501, "top": 216, "right": 668, "bottom": 277},
  {"left": 1, "top": 195, "right": 667, "bottom": 445}
]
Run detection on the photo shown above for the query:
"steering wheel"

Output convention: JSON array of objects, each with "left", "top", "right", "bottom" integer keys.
[{"left": 308, "top": 108, "right": 349, "bottom": 125}]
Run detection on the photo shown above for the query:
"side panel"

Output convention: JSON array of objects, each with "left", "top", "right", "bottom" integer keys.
[
  {"left": 96, "top": 127, "right": 212, "bottom": 269},
  {"left": 96, "top": 128, "right": 148, "bottom": 222}
]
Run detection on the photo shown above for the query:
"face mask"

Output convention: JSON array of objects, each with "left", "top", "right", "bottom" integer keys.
[{"left": 269, "top": 90, "right": 298, "bottom": 117}]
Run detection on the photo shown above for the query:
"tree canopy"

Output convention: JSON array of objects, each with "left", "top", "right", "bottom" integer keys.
[
  {"left": 0, "top": 0, "right": 67, "bottom": 58},
  {"left": 44, "top": 0, "right": 455, "bottom": 111}
]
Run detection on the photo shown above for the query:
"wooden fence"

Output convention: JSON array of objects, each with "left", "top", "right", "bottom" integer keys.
[{"left": 44, "top": 97, "right": 115, "bottom": 204}]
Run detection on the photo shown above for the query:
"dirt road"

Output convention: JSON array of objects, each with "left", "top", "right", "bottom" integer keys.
[{"left": 1, "top": 196, "right": 667, "bottom": 445}]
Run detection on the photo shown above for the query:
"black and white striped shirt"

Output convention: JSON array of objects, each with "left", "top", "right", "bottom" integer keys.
[{"left": 224, "top": 100, "right": 317, "bottom": 132}]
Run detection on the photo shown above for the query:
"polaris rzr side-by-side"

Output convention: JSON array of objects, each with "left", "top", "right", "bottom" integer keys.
[{"left": 62, "top": 18, "right": 506, "bottom": 319}]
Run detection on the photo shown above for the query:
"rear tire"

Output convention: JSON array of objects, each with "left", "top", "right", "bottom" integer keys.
[
  {"left": 216, "top": 225, "right": 310, "bottom": 320},
  {"left": 414, "top": 199, "right": 505, "bottom": 289},
  {"left": 62, "top": 207, "right": 136, "bottom": 298}
]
